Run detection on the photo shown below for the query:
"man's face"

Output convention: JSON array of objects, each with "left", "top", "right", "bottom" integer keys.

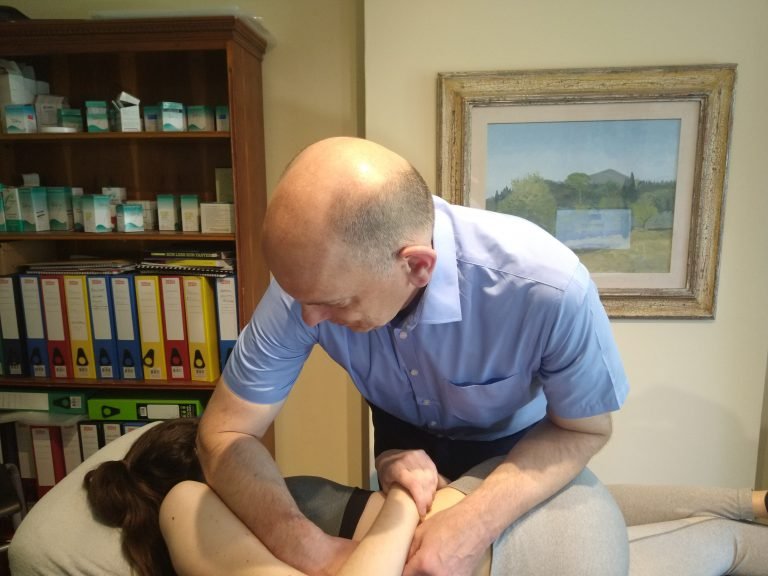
[{"left": 275, "top": 246, "right": 417, "bottom": 332}]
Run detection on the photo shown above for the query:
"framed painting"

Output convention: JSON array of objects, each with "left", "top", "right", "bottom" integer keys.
[{"left": 437, "top": 65, "right": 736, "bottom": 318}]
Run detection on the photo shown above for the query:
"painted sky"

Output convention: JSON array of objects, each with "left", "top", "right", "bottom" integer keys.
[{"left": 485, "top": 119, "right": 681, "bottom": 197}]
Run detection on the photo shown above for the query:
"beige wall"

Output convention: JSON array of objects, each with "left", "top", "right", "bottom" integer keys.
[
  {"left": 12, "top": 0, "right": 367, "bottom": 486},
  {"left": 13, "top": 0, "right": 768, "bottom": 489},
  {"left": 365, "top": 0, "right": 768, "bottom": 487}
]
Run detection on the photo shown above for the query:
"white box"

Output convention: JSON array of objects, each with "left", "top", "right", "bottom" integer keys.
[
  {"left": 116, "top": 204, "right": 144, "bottom": 232},
  {"left": 159, "top": 101, "right": 185, "bottom": 132},
  {"left": 81, "top": 194, "right": 112, "bottom": 233},
  {"left": 2, "top": 186, "right": 22, "bottom": 231},
  {"left": 180, "top": 195, "right": 200, "bottom": 232},
  {"left": 46, "top": 187, "right": 74, "bottom": 231},
  {"left": 34, "top": 94, "right": 67, "bottom": 130},
  {"left": 126, "top": 200, "right": 157, "bottom": 230},
  {"left": 18, "top": 187, "right": 49, "bottom": 232},
  {"left": 200, "top": 203, "right": 235, "bottom": 233},
  {"left": 215, "top": 105, "right": 229, "bottom": 132},
  {"left": 157, "top": 194, "right": 180, "bottom": 231},
  {"left": 0, "top": 59, "right": 35, "bottom": 105},
  {"left": 2, "top": 104, "right": 36, "bottom": 133},
  {"left": 110, "top": 91, "right": 141, "bottom": 132},
  {"left": 101, "top": 187, "right": 127, "bottom": 203}
]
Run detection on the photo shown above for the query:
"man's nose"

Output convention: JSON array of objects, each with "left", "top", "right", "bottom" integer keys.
[{"left": 301, "top": 304, "right": 331, "bottom": 327}]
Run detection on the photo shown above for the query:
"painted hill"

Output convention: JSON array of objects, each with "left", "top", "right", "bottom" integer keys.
[{"left": 589, "top": 169, "right": 628, "bottom": 186}]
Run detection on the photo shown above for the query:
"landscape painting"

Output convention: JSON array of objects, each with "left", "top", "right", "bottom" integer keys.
[
  {"left": 437, "top": 65, "right": 736, "bottom": 317},
  {"left": 483, "top": 118, "right": 682, "bottom": 276}
]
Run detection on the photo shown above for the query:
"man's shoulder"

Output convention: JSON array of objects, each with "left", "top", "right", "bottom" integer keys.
[{"left": 437, "top": 200, "right": 580, "bottom": 291}]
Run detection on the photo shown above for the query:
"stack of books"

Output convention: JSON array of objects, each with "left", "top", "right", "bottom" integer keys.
[{"left": 136, "top": 246, "right": 234, "bottom": 277}]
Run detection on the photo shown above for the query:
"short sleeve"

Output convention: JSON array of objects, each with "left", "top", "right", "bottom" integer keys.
[
  {"left": 539, "top": 264, "right": 628, "bottom": 419},
  {"left": 223, "top": 279, "right": 317, "bottom": 404}
]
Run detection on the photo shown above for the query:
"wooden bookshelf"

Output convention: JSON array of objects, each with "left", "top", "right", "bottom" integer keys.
[{"left": 0, "top": 17, "right": 270, "bottom": 439}]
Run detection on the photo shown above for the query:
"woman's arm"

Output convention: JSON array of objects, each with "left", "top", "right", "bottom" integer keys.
[
  {"left": 160, "top": 481, "right": 418, "bottom": 576},
  {"left": 337, "top": 485, "right": 419, "bottom": 576}
]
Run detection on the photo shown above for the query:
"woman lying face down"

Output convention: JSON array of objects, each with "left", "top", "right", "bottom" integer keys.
[{"left": 85, "top": 418, "right": 768, "bottom": 576}]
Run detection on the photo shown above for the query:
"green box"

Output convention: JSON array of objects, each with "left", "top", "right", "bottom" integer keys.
[
  {"left": 87, "top": 397, "right": 204, "bottom": 420},
  {"left": 57, "top": 108, "right": 83, "bottom": 131},
  {"left": 186, "top": 105, "right": 214, "bottom": 131},
  {"left": 85, "top": 100, "right": 109, "bottom": 132},
  {"left": 46, "top": 186, "right": 74, "bottom": 231}
]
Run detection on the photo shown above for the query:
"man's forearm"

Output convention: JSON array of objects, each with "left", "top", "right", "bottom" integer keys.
[
  {"left": 197, "top": 428, "right": 332, "bottom": 573},
  {"left": 456, "top": 413, "right": 612, "bottom": 551}
]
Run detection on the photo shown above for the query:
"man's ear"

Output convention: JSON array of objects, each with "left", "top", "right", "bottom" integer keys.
[{"left": 399, "top": 245, "right": 436, "bottom": 288}]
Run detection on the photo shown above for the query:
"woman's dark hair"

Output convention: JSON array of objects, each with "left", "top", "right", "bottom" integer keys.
[{"left": 84, "top": 418, "right": 203, "bottom": 576}]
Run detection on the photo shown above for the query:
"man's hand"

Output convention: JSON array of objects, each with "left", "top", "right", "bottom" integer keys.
[
  {"left": 403, "top": 503, "right": 489, "bottom": 576},
  {"left": 375, "top": 449, "right": 448, "bottom": 517}
]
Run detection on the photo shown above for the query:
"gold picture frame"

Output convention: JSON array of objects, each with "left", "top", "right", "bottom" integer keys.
[{"left": 437, "top": 65, "right": 736, "bottom": 319}]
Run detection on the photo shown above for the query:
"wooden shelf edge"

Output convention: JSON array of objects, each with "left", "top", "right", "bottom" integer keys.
[
  {"left": 0, "top": 131, "right": 230, "bottom": 142},
  {"left": 0, "top": 376, "right": 215, "bottom": 391},
  {"left": 0, "top": 231, "right": 235, "bottom": 241}
]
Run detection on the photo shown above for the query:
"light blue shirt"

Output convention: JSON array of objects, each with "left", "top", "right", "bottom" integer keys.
[{"left": 225, "top": 196, "right": 628, "bottom": 441}]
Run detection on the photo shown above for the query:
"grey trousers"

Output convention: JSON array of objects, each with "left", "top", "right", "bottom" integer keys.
[{"left": 450, "top": 458, "right": 768, "bottom": 576}]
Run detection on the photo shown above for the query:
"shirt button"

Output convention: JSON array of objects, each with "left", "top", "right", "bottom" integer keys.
[
  {"left": 409, "top": 369, "right": 419, "bottom": 376},
  {"left": 420, "top": 399, "right": 431, "bottom": 406},
  {"left": 428, "top": 421, "right": 437, "bottom": 427},
  {"left": 398, "top": 331, "right": 408, "bottom": 340}
]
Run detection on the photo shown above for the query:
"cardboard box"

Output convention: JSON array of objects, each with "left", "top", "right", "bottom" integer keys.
[
  {"left": 0, "top": 59, "right": 35, "bottom": 105},
  {"left": 85, "top": 100, "right": 109, "bottom": 132},
  {"left": 46, "top": 187, "right": 74, "bottom": 231},
  {"left": 186, "top": 105, "right": 214, "bottom": 131},
  {"left": 200, "top": 202, "right": 235, "bottom": 233},
  {"left": 159, "top": 101, "right": 185, "bottom": 132},
  {"left": 110, "top": 91, "right": 141, "bottom": 132},
  {"left": 81, "top": 194, "right": 112, "bottom": 233},
  {"left": 17, "top": 187, "right": 49, "bottom": 231},
  {"left": 215, "top": 105, "right": 229, "bottom": 131},
  {"left": 157, "top": 194, "right": 180, "bottom": 231},
  {"left": 2, "top": 104, "right": 36, "bottom": 133},
  {"left": 34, "top": 94, "right": 67, "bottom": 130},
  {"left": 143, "top": 105, "right": 159, "bottom": 132},
  {"left": 116, "top": 204, "right": 144, "bottom": 232},
  {"left": 125, "top": 200, "right": 157, "bottom": 230},
  {"left": 2, "top": 186, "right": 22, "bottom": 231},
  {"left": 180, "top": 194, "right": 200, "bottom": 232},
  {"left": 0, "top": 189, "right": 6, "bottom": 232},
  {"left": 57, "top": 108, "right": 83, "bottom": 131}
]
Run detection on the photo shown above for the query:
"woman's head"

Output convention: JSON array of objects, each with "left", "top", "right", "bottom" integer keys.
[{"left": 84, "top": 418, "right": 202, "bottom": 576}]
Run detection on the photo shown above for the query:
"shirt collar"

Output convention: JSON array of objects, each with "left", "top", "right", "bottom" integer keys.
[{"left": 416, "top": 197, "right": 462, "bottom": 325}]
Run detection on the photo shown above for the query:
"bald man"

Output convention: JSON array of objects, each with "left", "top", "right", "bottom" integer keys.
[{"left": 197, "top": 137, "right": 630, "bottom": 576}]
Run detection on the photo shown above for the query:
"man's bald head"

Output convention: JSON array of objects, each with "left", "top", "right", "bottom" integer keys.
[{"left": 262, "top": 137, "right": 434, "bottom": 281}]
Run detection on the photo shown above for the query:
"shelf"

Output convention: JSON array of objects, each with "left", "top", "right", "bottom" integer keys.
[
  {"left": 0, "top": 231, "right": 235, "bottom": 241},
  {"left": 0, "top": 376, "right": 216, "bottom": 391},
  {"left": 0, "top": 132, "right": 230, "bottom": 143}
]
